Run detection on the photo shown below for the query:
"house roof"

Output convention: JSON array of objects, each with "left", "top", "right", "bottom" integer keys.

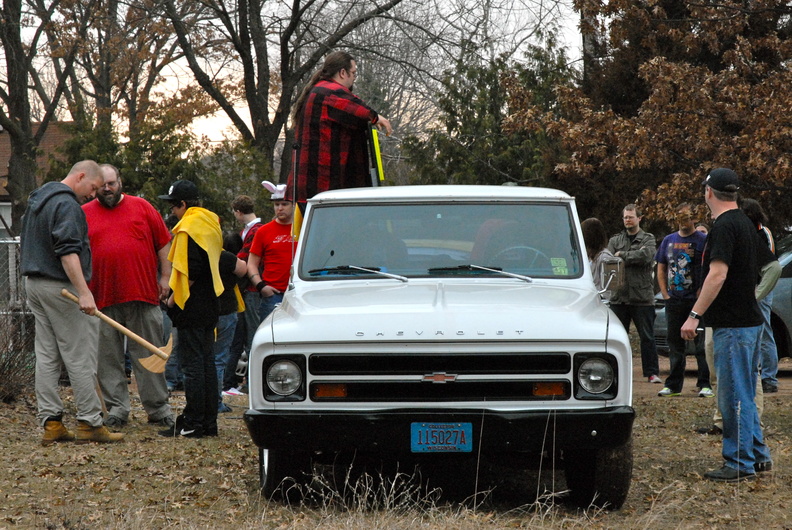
[{"left": 0, "top": 122, "right": 73, "bottom": 199}]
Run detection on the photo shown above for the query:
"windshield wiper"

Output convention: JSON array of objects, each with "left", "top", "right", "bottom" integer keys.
[
  {"left": 308, "top": 265, "right": 408, "bottom": 283},
  {"left": 427, "top": 264, "right": 532, "bottom": 283}
]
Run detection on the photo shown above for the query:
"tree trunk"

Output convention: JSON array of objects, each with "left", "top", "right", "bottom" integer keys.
[{"left": 5, "top": 140, "right": 39, "bottom": 234}]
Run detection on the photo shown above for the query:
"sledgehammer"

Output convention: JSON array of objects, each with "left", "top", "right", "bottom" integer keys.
[{"left": 60, "top": 289, "right": 169, "bottom": 373}]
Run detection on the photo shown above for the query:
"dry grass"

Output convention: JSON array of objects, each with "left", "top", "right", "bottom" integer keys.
[
  {"left": 0, "top": 310, "right": 35, "bottom": 403},
  {"left": 1, "top": 355, "right": 790, "bottom": 529}
]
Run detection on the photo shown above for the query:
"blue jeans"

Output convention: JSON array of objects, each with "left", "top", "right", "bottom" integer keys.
[
  {"left": 712, "top": 326, "right": 771, "bottom": 473},
  {"left": 224, "top": 315, "right": 247, "bottom": 390},
  {"left": 213, "top": 313, "right": 238, "bottom": 404},
  {"left": 610, "top": 303, "right": 659, "bottom": 378},
  {"left": 223, "top": 290, "right": 260, "bottom": 390},
  {"left": 162, "top": 308, "right": 182, "bottom": 390},
  {"left": 242, "top": 290, "right": 261, "bottom": 354},
  {"left": 758, "top": 293, "right": 778, "bottom": 386},
  {"left": 258, "top": 292, "right": 284, "bottom": 325}
]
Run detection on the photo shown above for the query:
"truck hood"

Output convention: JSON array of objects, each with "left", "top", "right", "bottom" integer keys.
[{"left": 266, "top": 280, "right": 612, "bottom": 344}]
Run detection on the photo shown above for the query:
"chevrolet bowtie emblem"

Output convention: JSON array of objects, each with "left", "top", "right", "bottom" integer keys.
[{"left": 422, "top": 372, "right": 458, "bottom": 383}]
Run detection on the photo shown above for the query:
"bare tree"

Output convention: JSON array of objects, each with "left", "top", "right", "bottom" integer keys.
[
  {"left": 33, "top": 0, "right": 209, "bottom": 146},
  {"left": 0, "top": 0, "right": 96, "bottom": 231},
  {"left": 162, "top": 0, "right": 408, "bottom": 181},
  {"left": 161, "top": 0, "right": 568, "bottom": 181}
]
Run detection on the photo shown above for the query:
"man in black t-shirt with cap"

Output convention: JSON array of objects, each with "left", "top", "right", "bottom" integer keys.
[{"left": 681, "top": 168, "right": 771, "bottom": 482}]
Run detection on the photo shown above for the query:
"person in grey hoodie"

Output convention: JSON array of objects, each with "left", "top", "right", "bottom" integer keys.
[{"left": 20, "top": 160, "right": 123, "bottom": 445}]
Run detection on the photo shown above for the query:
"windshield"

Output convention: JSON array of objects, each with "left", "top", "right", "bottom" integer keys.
[{"left": 299, "top": 201, "right": 583, "bottom": 280}]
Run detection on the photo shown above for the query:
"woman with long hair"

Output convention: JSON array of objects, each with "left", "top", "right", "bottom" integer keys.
[{"left": 581, "top": 217, "right": 615, "bottom": 292}]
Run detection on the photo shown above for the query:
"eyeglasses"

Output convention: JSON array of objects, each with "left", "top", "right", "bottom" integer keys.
[{"left": 347, "top": 68, "right": 358, "bottom": 78}]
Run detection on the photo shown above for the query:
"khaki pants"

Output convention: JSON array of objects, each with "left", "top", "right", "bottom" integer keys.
[
  {"left": 26, "top": 277, "right": 103, "bottom": 427},
  {"left": 97, "top": 301, "right": 172, "bottom": 422}
]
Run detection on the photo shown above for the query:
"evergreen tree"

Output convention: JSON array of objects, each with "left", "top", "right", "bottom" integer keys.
[{"left": 404, "top": 38, "right": 576, "bottom": 187}]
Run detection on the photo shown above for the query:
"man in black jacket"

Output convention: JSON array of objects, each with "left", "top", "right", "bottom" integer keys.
[
  {"left": 608, "top": 204, "right": 660, "bottom": 383},
  {"left": 158, "top": 180, "right": 231, "bottom": 438}
]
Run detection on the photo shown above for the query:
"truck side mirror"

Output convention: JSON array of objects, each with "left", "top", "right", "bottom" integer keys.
[{"left": 600, "top": 257, "right": 624, "bottom": 298}]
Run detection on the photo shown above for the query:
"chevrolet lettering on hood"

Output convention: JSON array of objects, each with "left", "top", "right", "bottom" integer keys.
[
  {"left": 354, "top": 329, "right": 523, "bottom": 337},
  {"left": 243, "top": 185, "right": 635, "bottom": 510}
]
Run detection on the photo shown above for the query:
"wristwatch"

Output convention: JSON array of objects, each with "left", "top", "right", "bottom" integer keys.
[{"left": 689, "top": 310, "right": 701, "bottom": 320}]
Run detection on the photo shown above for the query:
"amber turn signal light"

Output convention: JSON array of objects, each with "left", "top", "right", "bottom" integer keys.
[
  {"left": 312, "top": 383, "right": 348, "bottom": 399},
  {"left": 532, "top": 382, "right": 566, "bottom": 397}
]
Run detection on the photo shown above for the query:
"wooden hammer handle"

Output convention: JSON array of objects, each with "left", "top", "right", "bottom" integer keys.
[{"left": 61, "top": 289, "right": 169, "bottom": 361}]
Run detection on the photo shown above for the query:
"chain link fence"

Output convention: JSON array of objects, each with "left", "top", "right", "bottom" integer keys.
[{"left": 0, "top": 238, "right": 35, "bottom": 402}]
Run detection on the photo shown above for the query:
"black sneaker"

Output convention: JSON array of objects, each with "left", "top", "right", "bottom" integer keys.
[
  {"left": 761, "top": 379, "right": 778, "bottom": 393},
  {"left": 754, "top": 461, "right": 773, "bottom": 473},
  {"left": 203, "top": 426, "right": 218, "bottom": 437},
  {"left": 703, "top": 465, "right": 755, "bottom": 482},
  {"left": 158, "top": 425, "right": 203, "bottom": 438},
  {"left": 148, "top": 416, "right": 175, "bottom": 428},
  {"left": 104, "top": 416, "right": 128, "bottom": 428},
  {"left": 696, "top": 425, "right": 723, "bottom": 435}
]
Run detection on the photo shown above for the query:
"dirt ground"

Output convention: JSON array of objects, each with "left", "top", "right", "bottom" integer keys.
[{"left": 1, "top": 353, "right": 790, "bottom": 529}]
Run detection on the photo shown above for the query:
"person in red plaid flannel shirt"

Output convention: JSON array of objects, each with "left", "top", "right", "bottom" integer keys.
[{"left": 286, "top": 50, "right": 393, "bottom": 209}]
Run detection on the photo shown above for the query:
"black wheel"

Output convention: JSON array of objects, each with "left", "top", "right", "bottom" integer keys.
[
  {"left": 259, "top": 447, "right": 310, "bottom": 501},
  {"left": 564, "top": 437, "right": 633, "bottom": 509},
  {"left": 491, "top": 245, "right": 550, "bottom": 268}
]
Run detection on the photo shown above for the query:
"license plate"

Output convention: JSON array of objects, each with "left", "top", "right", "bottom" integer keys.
[{"left": 410, "top": 422, "right": 473, "bottom": 453}]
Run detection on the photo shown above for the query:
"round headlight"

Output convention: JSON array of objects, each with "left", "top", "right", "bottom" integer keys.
[
  {"left": 578, "top": 358, "right": 614, "bottom": 394},
  {"left": 266, "top": 360, "right": 302, "bottom": 396}
]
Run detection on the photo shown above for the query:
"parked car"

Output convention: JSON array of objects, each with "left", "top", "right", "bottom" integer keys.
[
  {"left": 243, "top": 185, "right": 635, "bottom": 509},
  {"left": 653, "top": 250, "right": 792, "bottom": 360}
]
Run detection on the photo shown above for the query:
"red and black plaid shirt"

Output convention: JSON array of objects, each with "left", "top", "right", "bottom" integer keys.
[{"left": 287, "top": 80, "right": 378, "bottom": 204}]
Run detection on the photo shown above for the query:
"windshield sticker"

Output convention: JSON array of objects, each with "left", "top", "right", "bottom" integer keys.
[{"left": 551, "top": 258, "right": 568, "bottom": 275}]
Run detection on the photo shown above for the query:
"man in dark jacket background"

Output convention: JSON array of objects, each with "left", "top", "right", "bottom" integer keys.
[{"left": 608, "top": 203, "right": 660, "bottom": 383}]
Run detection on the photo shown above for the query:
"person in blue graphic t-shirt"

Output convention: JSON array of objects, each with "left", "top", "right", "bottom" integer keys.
[{"left": 655, "top": 203, "right": 712, "bottom": 398}]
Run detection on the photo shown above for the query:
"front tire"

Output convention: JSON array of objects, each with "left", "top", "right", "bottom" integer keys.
[
  {"left": 259, "top": 447, "right": 310, "bottom": 501},
  {"left": 564, "top": 437, "right": 633, "bottom": 509}
]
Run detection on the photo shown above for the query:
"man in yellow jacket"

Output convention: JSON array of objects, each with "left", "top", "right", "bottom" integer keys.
[{"left": 158, "top": 180, "right": 230, "bottom": 438}]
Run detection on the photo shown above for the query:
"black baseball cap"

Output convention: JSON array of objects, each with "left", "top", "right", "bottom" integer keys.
[
  {"left": 703, "top": 168, "right": 741, "bottom": 192},
  {"left": 158, "top": 180, "right": 199, "bottom": 202}
]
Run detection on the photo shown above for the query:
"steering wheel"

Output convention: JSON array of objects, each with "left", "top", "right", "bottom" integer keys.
[{"left": 492, "top": 245, "right": 550, "bottom": 268}]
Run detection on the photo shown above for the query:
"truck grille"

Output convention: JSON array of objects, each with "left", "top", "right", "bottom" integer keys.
[
  {"left": 310, "top": 380, "right": 570, "bottom": 402},
  {"left": 307, "top": 352, "right": 572, "bottom": 402},
  {"left": 309, "top": 352, "right": 570, "bottom": 375}
]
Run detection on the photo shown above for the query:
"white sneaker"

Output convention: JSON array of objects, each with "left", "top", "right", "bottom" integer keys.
[
  {"left": 223, "top": 387, "right": 245, "bottom": 396},
  {"left": 699, "top": 387, "right": 715, "bottom": 398},
  {"left": 648, "top": 375, "right": 662, "bottom": 384}
]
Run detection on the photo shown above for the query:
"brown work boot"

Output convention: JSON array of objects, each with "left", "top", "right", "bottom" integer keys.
[
  {"left": 75, "top": 421, "right": 124, "bottom": 444},
  {"left": 41, "top": 419, "right": 75, "bottom": 446}
]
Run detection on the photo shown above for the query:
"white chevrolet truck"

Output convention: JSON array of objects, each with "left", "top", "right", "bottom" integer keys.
[{"left": 244, "top": 185, "right": 634, "bottom": 508}]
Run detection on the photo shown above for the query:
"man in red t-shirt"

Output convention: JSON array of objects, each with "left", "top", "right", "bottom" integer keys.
[
  {"left": 246, "top": 187, "right": 295, "bottom": 324},
  {"left": 83, "top": 164, "right": 174, "bottom": 429}
]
